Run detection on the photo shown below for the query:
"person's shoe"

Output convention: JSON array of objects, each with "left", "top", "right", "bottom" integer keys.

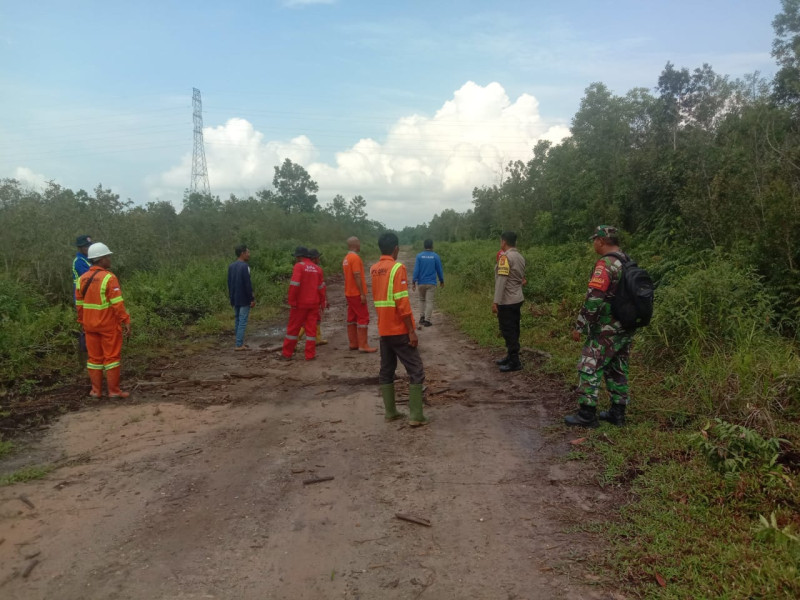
[
  {"left": 417, "top": 320, "right": 424, "bottom": 330},
  {"left": 279, "top": 354, "right": 292, "bottom": 361},
  {"left": 347, "top": 324, "right": 359, "bottom": 350},
  {"left": 234, "top": 345, "right": 250, "bottom": 351},
  {"left": 423, "top": 319, "right": 432, "bottom": 327},
  {"left": 495, "top": 355, "right": 510, "bottom": 366},
  {"left": 88, "top": 368, "right": 104, "bottom": 398},
  {"left": 499, "top": 357, "right": 522, "bottom": 372},
  {"left": 564, "top": 405, "right": 599, "bottom": 428},
  {"left": 408, "top": 383, "right": 429, "bottom": 427},
  {"left": 106, "top": 367, "right": 130, "bottom": 399},
  {"left": 599, "top": 403, "right": 627, "bottom": 426},
  {"left": 357, "top": 328, "right": 377, "bottom": 353},
  {"left": 381, "top": 383, "right": 405, "bottom": 421},
  {"left": 316, "top": 325, "right": 328, "bottom": 345}
]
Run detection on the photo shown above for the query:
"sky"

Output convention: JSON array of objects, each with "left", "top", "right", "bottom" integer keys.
[{"left": 0, "top": 0, "right": 783, "bottom": 228}]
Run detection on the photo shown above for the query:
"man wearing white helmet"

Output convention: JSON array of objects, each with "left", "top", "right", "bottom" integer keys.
[{"left": 75, "top": 242, "right": 132, "bottom": 399}]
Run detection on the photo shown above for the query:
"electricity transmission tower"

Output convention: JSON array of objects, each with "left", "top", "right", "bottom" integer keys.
[{"left": 190, "top": 87, "right": 211, "bottom": 196}]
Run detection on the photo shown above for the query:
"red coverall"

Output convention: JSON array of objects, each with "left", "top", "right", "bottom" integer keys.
[
  {"left": 76, "top": 266, "right": 131, "bottom": 397},
  {"left": 282, "top": 258, "right": 325, "bottom": 360}
]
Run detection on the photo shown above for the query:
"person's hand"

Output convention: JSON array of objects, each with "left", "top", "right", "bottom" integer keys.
[
  {"left": 250, "top": 300, "right": 256, "bottom": 308},
  {"left": 412, "top": 283, "right": 417, "bottom": 292},
  {"left": 408, "top": 330, "right": 419, "bottom": 348},
  {"left": 522, "top": 278, "right": 528, "bottom": 286},
  {"left": 571, "top": 329, "right": 581, "bottom": 342},
  {"left": 123, "top": 322, "right": 132, "bottom": 339},
  {"left": 360, "top": 293, "right": 366, "bottom": 305},
  {"left": 492, "top": 303, "right": 498, "bottom": 314},
  {"left": 439, "top": 281, "right": 445, "bottom": 288}
]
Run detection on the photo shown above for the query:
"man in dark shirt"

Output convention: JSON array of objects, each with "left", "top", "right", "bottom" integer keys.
[{"left": 227, "top": 244, "right": 255, "bottom": 350}]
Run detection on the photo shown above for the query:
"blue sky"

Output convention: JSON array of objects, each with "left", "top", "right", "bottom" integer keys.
[{"left": 0, "top": 0, "right": 782, "bottom": 227}]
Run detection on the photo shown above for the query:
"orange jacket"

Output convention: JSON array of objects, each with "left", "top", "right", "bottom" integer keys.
[
  {"left": 288, "top": 259, "right": 325, "bottom": 309},
  {"left": 370, "top": 255, "right": 414, "bottom": 336},
  {"left": 76, "top": 266, "right": 131, "bottom": 332},
  {"left": 343, "top": 251, "right": 366, "bottom": 297}
]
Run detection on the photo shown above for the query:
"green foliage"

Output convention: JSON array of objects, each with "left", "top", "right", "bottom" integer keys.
[
  {"left": 0, "top": 464, "right": 53, "bottom": 486},
  {"left": 691, "top": 418, "right": 785, "bottom": 475},
  {"left": 755, "top": 513, "right": 800, "bottom": 553}
]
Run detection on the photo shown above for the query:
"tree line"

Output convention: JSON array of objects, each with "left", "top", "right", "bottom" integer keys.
[{"left": 403, "top": 0, "right": 800, "bottom": 331}]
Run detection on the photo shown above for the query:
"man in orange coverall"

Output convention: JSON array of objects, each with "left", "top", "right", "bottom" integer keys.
[
  {"left": 282, "top": 246, "right": 325, "bottom": 361},
  {"left": 75, "top": 242, "right": 132, "bottom": 398},
  {"left": 370, "top": 232, "right": 427, "bottom": 426},
  {"left": 342, "top": 236, "right": 376, "bottom": 352}
]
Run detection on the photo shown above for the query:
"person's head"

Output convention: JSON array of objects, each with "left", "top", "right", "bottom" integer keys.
[
  {"left": 293, "top": 246, "right": 309, "bottom": 262},
  {"left": 75, "top": 234, "right": 92, "bottom": 256},
  {"left": 309, "top": 248, "right": 321, "bottom": 264},
  {"left": 500, "top": 231, "right": 517, "bottom": 251},
  {"left": 87, "top": 242, "right": 112, "bottom": 268},
  {"left": 235, "top": 244, "right": 250, "bottom": 261},
  {"left": 378, "top": 232, "right": 399, "bottom": 258},
  {"left": 423, "top": 239, "right": 433, "bottom": 250},
  {"left": 590, "top": 225, "right": 620, "bottom": 255},
  {"left": 347, "top": 236, "right": 361, "bottom": 252}
]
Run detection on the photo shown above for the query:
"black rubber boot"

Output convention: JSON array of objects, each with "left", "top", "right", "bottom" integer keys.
[
  {"left": 599, "top": 403, "right": 626, "bottom": 426},
  {"left": 564, "top": 405, "right": 599, "bottom": 428},
  {"left": 499, "top": 355, "right": 522, "bottom": 372},
  {"left": 495, "top": 355, "right": 510, "bottom": 366}
]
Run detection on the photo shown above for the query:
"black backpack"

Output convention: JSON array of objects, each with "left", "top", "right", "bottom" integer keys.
[{"left": 603, "top": 252, "right": 654, "bottom": 330}]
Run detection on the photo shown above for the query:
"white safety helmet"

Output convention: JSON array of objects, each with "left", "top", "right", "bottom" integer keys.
[{"left": 87, "top": 242, "right": 113, "bottom": 260}]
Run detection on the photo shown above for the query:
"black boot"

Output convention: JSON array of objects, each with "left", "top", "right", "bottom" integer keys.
[
  {"left": 495, "top": 355, "right": 510, "bottom": 366},
  {"left": 564, "top": 405, "right": 599, "bottom": 428},
  {"left": 499, "top": 355, "right": 522, "bottom": 372},
  {"left": 599, "top": 403, "right": 626, "bottom": 426}
]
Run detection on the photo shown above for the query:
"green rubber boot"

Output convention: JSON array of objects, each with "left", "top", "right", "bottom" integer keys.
[
  {"left": 381, "top": 383, "right": 405, "bottom": 421},
  {"left": 408, "top": 383, "right": 429, "bottom": 427}
]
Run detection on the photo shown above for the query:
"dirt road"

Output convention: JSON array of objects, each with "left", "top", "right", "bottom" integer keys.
[{"left": 0, "top": 250, "right": 620, "bottom": 599}]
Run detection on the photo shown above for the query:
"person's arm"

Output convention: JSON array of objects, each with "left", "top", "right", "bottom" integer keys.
[
  {"left": 436, "top": 254, "right": 444, "bottom": 286},
  {"left": 244, "top": 265, "right": 254, "bottom": 307},
  {"left": 573, "top": 260, "right": 610, "bottom": 338},
  {"left": 353, "top": 266, "right": 367, "bottom": 303},
  {"left": 288, "top": 263, "right": 302, "bottom": 307},
  {"left": 107, "top": 275, "right": 132, "bottom": 338},
  {"left": 412, "top": 255, "right": 420, "bottom": 291},
  {"left": 493, "top": 255, "right": 510, "bottom": 312}
]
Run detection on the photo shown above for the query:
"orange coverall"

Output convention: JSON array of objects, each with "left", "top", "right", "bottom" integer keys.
[{"left": 76, "top": 266, "right": 131, "bottom": 396}]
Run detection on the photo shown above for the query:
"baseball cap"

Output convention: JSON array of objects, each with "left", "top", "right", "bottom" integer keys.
[
  {"left": 75, "top": 235, "right": 93, "bottom": 247},
  {"left": 308, "top": 248, "right": 321, "bottom": 259},
  {"left": 293, "top": 246, "right": 309, "bottom": 258},
  {"left": 589, "top": 225, "right": 618, "bottom": 240}
]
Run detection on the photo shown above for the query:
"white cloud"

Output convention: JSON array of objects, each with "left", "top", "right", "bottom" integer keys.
[
  {"left": 151, "top": 82, "right": 569, "bottom": 226},
  {"left": 13, "top": 166, "right": 48, "bottom": 189}
]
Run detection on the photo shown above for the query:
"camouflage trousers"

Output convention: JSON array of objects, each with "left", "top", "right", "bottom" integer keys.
[{"left": 577, "top": 332, "right": 634, "bottom": 407}]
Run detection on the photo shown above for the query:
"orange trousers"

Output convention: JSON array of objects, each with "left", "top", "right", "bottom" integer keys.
[{"left": 85, "top": 328, "right": 123, "bottom": 371}]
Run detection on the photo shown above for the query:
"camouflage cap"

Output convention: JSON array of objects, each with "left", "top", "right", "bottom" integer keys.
[{"left": 590, "top": 225, "right": 619, "bottom": 240}]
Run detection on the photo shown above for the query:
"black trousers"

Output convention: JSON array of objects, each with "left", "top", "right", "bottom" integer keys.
[
  {"left": 379, "top": 334, "right": 425, "bottom": 385},
  {"left": 497, "top": 302, "right": 523, "bottom": 358}
]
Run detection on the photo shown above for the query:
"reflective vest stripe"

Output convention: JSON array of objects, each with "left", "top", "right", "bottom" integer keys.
[
  {"left": 72, "top": 256, "right": 90, "bottom": 289},
  {"left": 104, "top": 361, "right": 120, "bottom": 370},
  {"left": 374, "top": 263, "right": 404, "bottom": 308},
  {"left": 109, "top": 296, "right": 124, "bottom": 305},
  {"left": 289, "top": 281, "right": 301, "bottom": 286},
  {"left": 81, "top": 273, "right": 114, "bottom": 310},
  {"left": 87, "top": 362, "right": 104, "bottom": 370}
]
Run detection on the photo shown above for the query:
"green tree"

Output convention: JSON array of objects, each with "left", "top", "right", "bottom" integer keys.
[{"left": 270, "top": 158, "right": 319, "bottom": 214}]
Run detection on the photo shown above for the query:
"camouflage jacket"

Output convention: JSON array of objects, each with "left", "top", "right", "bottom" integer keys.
[{"left": 575, "top": 253, "right": 627, "bottom": 335}]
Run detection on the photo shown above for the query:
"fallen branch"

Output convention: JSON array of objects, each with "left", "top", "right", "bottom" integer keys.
[
  {"left": 395, "top": 513, "right": 431, "bottom": 527},
  {"left": 303, "top": 475, "right": 334, "bottom": 485},
  {"left": 22, "top": 559, "right": 40, "bottom": 579}
]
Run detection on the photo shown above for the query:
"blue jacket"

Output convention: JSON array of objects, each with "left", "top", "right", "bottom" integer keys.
[
  {"left": 227, "top": 260, "right": 254, "bottom": 307},
  {"left": 412, "top": 250, "right": 444, "bottom": 286},
  {"left": 72, "top": 252, "right": 91, "bottom": 300}
]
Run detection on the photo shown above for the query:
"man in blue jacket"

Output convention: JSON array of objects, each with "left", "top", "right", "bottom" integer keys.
[
  {"left": 228, "top": 244, "right": 255, "bottom": 350},
  {"left": 411, "top": 239, "right": 444, "bottom": 328}
]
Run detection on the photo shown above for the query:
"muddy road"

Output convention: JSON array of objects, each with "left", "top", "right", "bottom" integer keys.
[{"left": 0, "top": 250, "right": 621, "bottom": 599}]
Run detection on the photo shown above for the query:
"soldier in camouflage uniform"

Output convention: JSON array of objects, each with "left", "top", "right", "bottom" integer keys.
[{"left": 565, "top": 225, "right": 633, "bottom": 428}]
